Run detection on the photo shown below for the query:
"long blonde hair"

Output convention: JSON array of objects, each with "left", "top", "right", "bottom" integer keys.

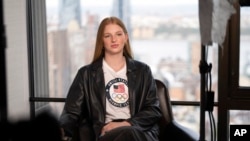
[{"left": 92, "top": 16, "right": 133, "bottom": 63}]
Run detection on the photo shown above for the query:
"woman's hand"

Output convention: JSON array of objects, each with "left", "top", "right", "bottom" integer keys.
[
  {"left": 61, "top": 128, "right": 70, "bottom": 141},
  {"left": 100, "top": 121, "right": 131, "bottom": 136}
]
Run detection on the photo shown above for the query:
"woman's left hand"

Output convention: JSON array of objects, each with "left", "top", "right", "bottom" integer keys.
[{"left": 100, "top": 121, "right": 131, "bottom": 136}]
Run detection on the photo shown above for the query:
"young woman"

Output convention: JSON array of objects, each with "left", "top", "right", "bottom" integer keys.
[{"left": 59, "top": 16, "right": 162, "bottom": 141}]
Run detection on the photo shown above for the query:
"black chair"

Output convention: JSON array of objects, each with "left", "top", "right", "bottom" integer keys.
[
  {"left": 155, "top": 79, "right": 199, "bottom": 141},
  {"left": 69, "top": 79, "right": 199, "bottom": 141}
]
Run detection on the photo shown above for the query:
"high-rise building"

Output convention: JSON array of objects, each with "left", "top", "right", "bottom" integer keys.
[
  {"left": 112, "top": 0, "right": 131, "bottom": 37},
  {"left": 47, "top": 30, "right": 71, "bottom": 98},
  {"left": 58, "top": 0, "right": 82, "bottom": 30}
]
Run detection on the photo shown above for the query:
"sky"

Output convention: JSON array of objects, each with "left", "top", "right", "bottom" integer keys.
[{"left": 46, "top": 0, "right": 197, "bottom": 7}]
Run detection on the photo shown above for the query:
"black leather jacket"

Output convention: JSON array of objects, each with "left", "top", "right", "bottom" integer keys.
[{"left": 60, "top": 57, "right": 162, "bottom": 141}]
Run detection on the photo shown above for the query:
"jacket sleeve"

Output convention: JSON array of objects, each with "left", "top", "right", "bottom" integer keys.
[
  {"left": 127, "top": 65, "right": 162, "bottom": 131},
  {"left": 59, "top": 69, "right": 85, "bottom": 137}
]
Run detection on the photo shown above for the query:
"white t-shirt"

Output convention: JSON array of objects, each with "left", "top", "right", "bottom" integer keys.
[{"left": 103, "top": 59, "right": 131, "bottom": 123}]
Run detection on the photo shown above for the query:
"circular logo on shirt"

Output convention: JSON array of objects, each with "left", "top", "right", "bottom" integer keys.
[{"left": 105, "top": 78, "right": 129, "bottom": 107}]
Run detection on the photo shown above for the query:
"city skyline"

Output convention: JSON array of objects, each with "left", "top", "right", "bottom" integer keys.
[
  {"left": 46, "top": 0, "right": 198, "bottom": 19},
  {"left": 44, "top": 1, "right": 250, "bottom": 136},
  {"left": 46, "top": 0, "right": 197, "bottom": 7}
]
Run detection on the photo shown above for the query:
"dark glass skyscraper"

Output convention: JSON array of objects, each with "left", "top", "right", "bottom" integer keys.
[
  {"left": 58, "top": 0, "right": 82, "bottom": 30},
  {"left": 112, "top": 0, "right": 131, "bottom": 37}
]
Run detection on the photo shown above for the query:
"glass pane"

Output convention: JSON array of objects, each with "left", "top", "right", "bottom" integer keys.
[
  {"left": 239, "top": 7, "right": 250, "bottom": 87},
  {"left": 46, "top": 0, "right": 210, "bottom": 101},
  {"left": 173, "top": 105, "right": 217, "bottom": 140},
  {"left": 230, "top": 110, "right": 250, "bottom": 124},
  {"left": 46, "top": 0, "right": 114, "bottom": 98},
  {"left": 172, "top": 105, "right": 200, "bottom": 132},
  {"left": 45, "top": 0, "right": 217, "bottom": 136},
  {"left": 131, "top": 1, "right": 202, "bottom": 102}
]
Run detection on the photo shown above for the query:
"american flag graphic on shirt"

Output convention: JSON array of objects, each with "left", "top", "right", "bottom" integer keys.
[{"left": 113, "top": 84, "right": 125, "bottom": 93}]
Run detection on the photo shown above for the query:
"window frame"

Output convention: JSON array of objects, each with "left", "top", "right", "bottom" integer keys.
[
  {"left": 27, "top": 2, "right": 216, "bottom": 139},
  {"left": 230, "top": 2, "right": 250, "bottom": 99},
  {"left": 218, "top": 1, "right": 250, "bottom": 141},
  {"left": 27, "top": 0, "right": 65, "bottom": 118}
]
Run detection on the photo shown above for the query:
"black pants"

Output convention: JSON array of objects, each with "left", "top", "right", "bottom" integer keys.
[{"left": 98, "top": 126, "right": 152, "bottom": 141}]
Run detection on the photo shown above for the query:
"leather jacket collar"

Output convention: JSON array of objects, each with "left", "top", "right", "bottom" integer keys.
[{"left": 90, "top": 56, "right": 137, "bottom": 73}]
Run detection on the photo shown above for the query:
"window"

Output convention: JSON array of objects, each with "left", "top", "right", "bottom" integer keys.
[
  {"left": 230, "top": 110, "right": 250, "bottom": 124},
  {"left": 43, "top": 0, "right": 205, "bottom": 133},
  {"left": 30, "top": 0, "right": 222, "bottom": 138},
  {"left": 239, "top": 6, "right": 250, "bottom": 87}
]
